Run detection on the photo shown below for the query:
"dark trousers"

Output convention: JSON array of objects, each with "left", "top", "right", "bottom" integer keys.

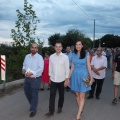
[
  {"left": 49, "top": 81, "right": 65, "bottom": 113},
  {"left": 24, "top": 77, "right": 41, "bottom": 113},
  {"left": 89, "top": 78, "right": 104, "bottom": 97},
  {"left": 107, "top": 59, "right": 110, "bottom": 68}
]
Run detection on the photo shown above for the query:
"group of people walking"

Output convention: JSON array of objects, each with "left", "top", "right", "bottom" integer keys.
[{"left": 22, "top": 40, "right": 120, "bottom": 120}]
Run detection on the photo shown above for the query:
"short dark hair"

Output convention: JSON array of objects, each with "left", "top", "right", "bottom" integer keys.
[
  {"left": 45, "top": 51, "right": 51, "bottom": 56},
  {"left": 55, "top": 41, "right": 63, "bottom": 46},
  {"left": 74, "top": 39, "right": 86, "bottom": 59},
  {"left": 66, "top": 46, "right": 70, "bottom": 48}
]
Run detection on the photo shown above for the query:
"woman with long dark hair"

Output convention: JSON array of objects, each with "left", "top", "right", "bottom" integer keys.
[{"left": 68, "top": 39, "right": 93, "bottom": 120}]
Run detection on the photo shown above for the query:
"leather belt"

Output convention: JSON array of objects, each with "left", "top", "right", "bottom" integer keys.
[{"left": 26, "top": 77, "right": 36, "bottom": 80}]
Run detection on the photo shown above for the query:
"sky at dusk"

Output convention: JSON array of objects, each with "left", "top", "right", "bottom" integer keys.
[{"left": 0, "top": 0, "right": 120, "bottom": 45}]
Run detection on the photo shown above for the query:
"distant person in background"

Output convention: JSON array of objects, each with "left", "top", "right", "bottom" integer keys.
[
  {"left": 87, "top": 47, "right": 107, "bottom": 100},
  {"left": 22, "top": 43, "right": 44, "bottom": 117},
  {"left": 112, "top": 48, "right": 120, "bottom": 104},
  {"left": 89, "top": 49, "right": 95, "bottom": 62},
  {"left": 113, "top": 47, "right": 120, "bottom": 61},
  {"left": 65, "top": 46, "right": 72, "bottom": 92},
  {"left": 40, "top": 51, "right": 51, "bottom": 90},
  {"left": 111, "top": 48, "right": 114, "bottom": 61},
  {"left": 102, "top": 49, "right": 106, "bottom": 56},
  {"left": 106, "top": 49, "right": 112, "bottom": 68}
]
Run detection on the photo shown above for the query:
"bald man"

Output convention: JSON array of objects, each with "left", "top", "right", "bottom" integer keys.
[{"left": 22, "top": 43, "right": 44, "bottom": 117}]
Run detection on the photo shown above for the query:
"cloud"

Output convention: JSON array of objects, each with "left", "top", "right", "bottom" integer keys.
[{"left": 0, "top": 0, "right": 120, "bottom": 44}]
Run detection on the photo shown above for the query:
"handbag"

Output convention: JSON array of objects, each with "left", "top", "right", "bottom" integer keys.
[{"left": 82, "top": 76, "right": 90, "bottom": 87}]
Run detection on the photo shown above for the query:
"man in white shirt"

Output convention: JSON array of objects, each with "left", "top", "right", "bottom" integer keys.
[
  {"left": 45, "top": 41, "right": 69, "bottom": 116},
  {"left": 87, "top": 47, "right": 107, "bottom": 99},
  {"left": 22, "top": 43, "right": 44, "bottom": 117}
]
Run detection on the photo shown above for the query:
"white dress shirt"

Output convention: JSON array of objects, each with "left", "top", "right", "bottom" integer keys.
[
  {"left": 22, "top": 53, "right": 44, "bottom": 77},
  {"left": 91, "top": 55, "right": 107, "bottom": 79},
  {"left": 49, "top": 52, "right": 69, "bottom": 83}
]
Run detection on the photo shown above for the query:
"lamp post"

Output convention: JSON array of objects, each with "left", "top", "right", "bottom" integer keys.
[{"left": 93, "top": 19, "right": 95, "bottom": 48}]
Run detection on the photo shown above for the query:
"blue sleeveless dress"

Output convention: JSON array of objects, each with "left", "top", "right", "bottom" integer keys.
[{"left": 70, "top": 52, "right": 91, "bottom": 92}]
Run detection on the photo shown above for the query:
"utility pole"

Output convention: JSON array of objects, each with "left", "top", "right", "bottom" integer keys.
[{"left": 93, "top": 19, "right": 95, "bottom": 48}]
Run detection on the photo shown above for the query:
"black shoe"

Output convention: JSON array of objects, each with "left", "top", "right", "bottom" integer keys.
[
  {"left": 39, "top": 88, "right": 44, "bottom": 91},
  {"left": 66, "top": 86, "right": 70, "bottom": 92},
  {"left": 57, "top": 108, "right": 62, "bottom": 114},
  {"left": 112, "top": 98, "right": 118, "bottom": 104},
  {"left": 96, "top": 96, "right": 100, "bottom": 100},
  {"left": 45, "top": 111, "right": 54, "bottom": 116},
  {"left": 119, "top": 96, "right": 120, "bottom": 100},
  {"left": 87, "top": 95, "right": 93, "bottom": 99},
  {"left": 66, "top": 88, "right": 70, "bottom": 92},
  {"left": 47, "top": 88, "right": 50, "bottom": 90},
  {"left": 29, "top": 112, "right": 36, "bottom": 117}
]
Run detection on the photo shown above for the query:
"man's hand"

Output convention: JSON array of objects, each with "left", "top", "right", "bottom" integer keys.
[
  {"left": 93, "top": 68, "right": 100, "bottom": 75},
  {"left": 64, "top": 78, "right": 69, "bottom": 87},
  {"left": 93, "top": 68, "right": 98, "bottom": 72},
  {"left": 95, "top": 71, "right": 100, "bottom": 75},
  {"left": 26, "top": 72, "right": 33, "bottom": 77},
  {"left": 22, "top": 69, "right": 26, "bottom": 74},
  {"left": 93, "top": 70, "right": 100, "bottom": 75}
]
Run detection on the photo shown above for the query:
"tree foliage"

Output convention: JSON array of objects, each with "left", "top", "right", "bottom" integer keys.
[
  {"left": 95, "top": 34, "right": 120, "bottom": 48},
  {"left": 48, "top": 29, "right": 93, "bottom": 49},
  {"left": 42, "top": 46, "right": 55, "bottom": 58},
  {"left": 0, "top": 0, "right": 44, "bottom": 82},
  {"left": 48, "top": 33, "right": 61, "bottom": 46},
  {"left": 0, "top": 44, "right": 29, "bottom": 81},
  {"left": 11, "top": 0, "right": 42, "bottom": 46},
  {"left": 7, "top": 48, "right": 29, "bottom": 79}
]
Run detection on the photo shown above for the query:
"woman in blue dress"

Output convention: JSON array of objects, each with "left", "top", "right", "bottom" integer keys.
[{"left": 68, "top": 40, "right": 93, "bottom": 120}]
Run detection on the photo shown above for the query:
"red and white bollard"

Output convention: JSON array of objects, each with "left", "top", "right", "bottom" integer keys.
[{"left": 0, "top": 55, "right": 6, "bottom": 90}]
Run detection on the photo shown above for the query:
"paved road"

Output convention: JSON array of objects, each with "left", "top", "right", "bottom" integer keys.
[{"left": 0, "top": 69, "right": 120, "bottom": 120}]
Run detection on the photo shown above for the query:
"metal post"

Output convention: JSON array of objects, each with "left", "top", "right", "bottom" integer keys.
[{"left": 93, "top": 19, "right": 95, "bottom": 48}]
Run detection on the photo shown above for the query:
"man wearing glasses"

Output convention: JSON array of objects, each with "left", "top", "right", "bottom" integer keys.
[{"left": 87, "top": 47, "right": 107, "bottom": 100}]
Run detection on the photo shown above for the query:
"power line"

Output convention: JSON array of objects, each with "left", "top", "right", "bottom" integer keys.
[
  {"left": 71, "top": 0, "right": 94, "bottom": 20},
  {"left": 71, "top": 0, "right": 95, "bottom": 47}
]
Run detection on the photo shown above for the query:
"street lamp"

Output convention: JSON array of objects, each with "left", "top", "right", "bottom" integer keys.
[{"left": 93, "top": 19, "right": 95, "bottom": 48}]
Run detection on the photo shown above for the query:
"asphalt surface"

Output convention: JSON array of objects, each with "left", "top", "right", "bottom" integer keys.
[{"left": 0, "top": 68, "right": 120, "bottom": 120}]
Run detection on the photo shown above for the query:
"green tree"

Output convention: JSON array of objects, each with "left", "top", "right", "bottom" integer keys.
[
  {"left": 48, "top": 33, "right": 61, "bottom": 46},
  {"left": 48, "top": 29, "right": 93, "bottom": 49},
  {"left": 9, "top": 0, "right": 43, "bottom": 80},
  {"left": 96, "top": 34, "right": 120, "bottom": 48},
  {"left": 94, "top": 39, "right": 100, "bottom": 48},
  {"left": 42, "top": 46, "right": 55, "bottom": 57},
  {"left": 7, "top": 48, "right": 29, "bottom": 80},
  {"left": 83, "top": 37, "right": 93, "bottom": 49},
  {"left": 63, "top": 29, "right": 92, "bottom": 48},
  {"left": 0, "top": 44, "right": 13, "bottom": 57},
  {"left": 63, "top": 29, "right": 81, "bottom": 48},
  {"left": 11, "top": 0, "right": 41, "bottom": 46}
]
